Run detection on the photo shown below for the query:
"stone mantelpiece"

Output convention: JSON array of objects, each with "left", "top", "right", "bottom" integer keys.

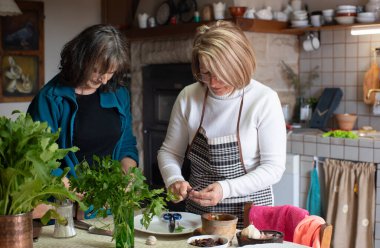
[{"left": 129, "top": 32, "right": 299, "bottom": 165}]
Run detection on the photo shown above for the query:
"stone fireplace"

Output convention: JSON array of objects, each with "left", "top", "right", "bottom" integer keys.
[{"left": 128, "top": 31, "right": 299, "bottom": 172}]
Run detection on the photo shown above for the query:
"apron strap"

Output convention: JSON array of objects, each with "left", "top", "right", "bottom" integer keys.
[
  {"left": 187, "top": 88, "right": 209, "bottom": 155},
  {"left": 236, "top": 89, "right": 246, "bottom": 171}
]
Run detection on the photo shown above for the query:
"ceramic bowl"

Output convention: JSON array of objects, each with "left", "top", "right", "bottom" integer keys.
[
  {"left": 201, "top": 213, "right": 238, "bottom": 241},
  {"left": 322, "top": 9, "right": 334, "bottom": 17},
  {"left": 291, "top": 19, "right": 309, "bottom": 27},
  {"left": 336, "top": 12, "right": 357, "bottom": 17},
  {"left": 292, "top": 10, "right": 308, "bottom": 20},
  {"left": 187, "top": 235, "right": 229, "bottom": 248},
  {"left": 335, "top": 113, "right": 357, "bottom": 131},
  {"left": 336, "top": 5, "right": 356, "bottom": 12},
  {"left": 335, "top": 16, "right": 355, "bottom": 24},
  {"left": 356, "top": 16, "right": 376, "bottom": 23},
  {"left": 229, "top": 6, "right": 247, "bottom": 18},
  {"left": 358, "top": 12, "right": 376, "bottom": 18},
  {"left": 236, "top": 230, "right": 284, "bottom": 246}
]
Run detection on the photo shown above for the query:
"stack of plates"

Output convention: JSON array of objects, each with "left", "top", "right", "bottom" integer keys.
[
  {"left": 291, "top": 10, "right": 309, "bottom": 27},
  {"left": 335, "top": 5, "right": 357, "bottom": 24}
]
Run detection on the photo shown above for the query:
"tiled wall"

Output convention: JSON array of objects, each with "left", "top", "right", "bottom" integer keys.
[
  {"left": 299, "top": 29, "right": 380, "bottom": 130},
  {"left": 287, "top": 132, "right": 380, "bottom": 247}
]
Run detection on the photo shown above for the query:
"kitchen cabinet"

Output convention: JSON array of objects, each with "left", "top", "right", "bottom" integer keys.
[{"left": 273, "top": 154, "right": 300, "bottom": 207}]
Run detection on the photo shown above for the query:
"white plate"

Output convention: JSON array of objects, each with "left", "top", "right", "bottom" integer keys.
[
  {"left": 242, "top": 243, "right": 309, "bottom": 247},
  {"left": 134, "top": 212, "right": 201, "bottom": 235}
]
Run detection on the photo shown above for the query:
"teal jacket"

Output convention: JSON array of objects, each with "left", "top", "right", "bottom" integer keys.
[{"left": 27, "top": 74, "right": 139, "bottom": 177}]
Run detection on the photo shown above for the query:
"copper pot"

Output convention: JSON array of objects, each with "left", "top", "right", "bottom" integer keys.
[{"left": 0, "top": 212, "right": 33, "bottom": 248}]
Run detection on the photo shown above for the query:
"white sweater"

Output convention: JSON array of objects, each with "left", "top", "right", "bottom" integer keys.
[{"left": 157, "top": 79, "right": 286, "bottom": 200}]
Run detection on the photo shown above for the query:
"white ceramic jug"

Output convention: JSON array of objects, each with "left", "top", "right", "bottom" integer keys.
[
  {"left": 244, "top": 8, "right": 255, "bottom": 19},
  {"left": 213, "top": 2, "right": 226, "bottom": 20},
  {"left": 138, "top": 13, "right": 149, "bottom": 28}
]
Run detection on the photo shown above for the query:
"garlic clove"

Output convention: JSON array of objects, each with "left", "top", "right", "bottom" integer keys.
[{"left": 146, "top": 235, "right": 157, "bottom": 245}]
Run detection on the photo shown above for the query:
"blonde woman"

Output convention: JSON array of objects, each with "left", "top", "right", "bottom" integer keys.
[{"left": 157, "top": 20, "right": 286, "bottom": 227}]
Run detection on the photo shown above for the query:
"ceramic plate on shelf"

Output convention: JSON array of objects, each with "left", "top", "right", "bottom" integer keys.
[{"left": 134, "top": 212, "right": 201, "bottom": 235}]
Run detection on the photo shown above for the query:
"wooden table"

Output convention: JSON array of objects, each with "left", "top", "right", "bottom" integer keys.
[{"left": 33, "top": 217, "right": 310, "bottom": 248}]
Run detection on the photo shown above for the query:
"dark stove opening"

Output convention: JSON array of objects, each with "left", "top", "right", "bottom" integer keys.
[{"left": 142, "top": 63, "right": 194, "bottom": 211}]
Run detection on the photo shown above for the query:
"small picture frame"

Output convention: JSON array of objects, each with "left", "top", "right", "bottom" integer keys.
[{"left": 0, "top": 1, "right": 44, "bottom": 102}]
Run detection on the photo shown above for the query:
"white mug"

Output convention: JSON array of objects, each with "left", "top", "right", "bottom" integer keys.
[
  {"left": 303, "top": 33, "right": 320, "bottom": 52},
  {"left": 138, "top": 13, "right": 149, "bottom": 29},
  {"left": 311, "top": 14, "right": 323, "bottom": 27}
]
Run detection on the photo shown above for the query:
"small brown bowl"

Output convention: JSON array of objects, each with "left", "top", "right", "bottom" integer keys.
[
  {"left": 201, "top": 213, "right": 238, "bottom": 242},
  {"left": 236, "top": 230, "right": 284, "bottom": 246},
  {"left": 335, "top": 113, "right": 357, "bottom": 131},
  {"left": 229, "top": 6, "right": 247, "bottom": 18}
]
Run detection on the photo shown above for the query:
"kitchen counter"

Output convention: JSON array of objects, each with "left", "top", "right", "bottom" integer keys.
[{"left": 287, "top": 128, "right": 380, "bottom": 163}]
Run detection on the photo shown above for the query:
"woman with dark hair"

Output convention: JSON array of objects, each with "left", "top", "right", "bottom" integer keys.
[{"left": 28, "top": 24, "right": 138, "bottom": 179}]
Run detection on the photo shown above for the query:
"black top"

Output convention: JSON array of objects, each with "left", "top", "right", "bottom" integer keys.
[{"left": 74, "top": 90, "right": 121, "bottom": 165}]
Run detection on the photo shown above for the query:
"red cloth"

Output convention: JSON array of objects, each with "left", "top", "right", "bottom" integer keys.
[
  {"left": 248, "top": 205, "right": 309, "bottom": 242},
  {"left": 293, "top": 215, "right": 325, "bottom": 248}
]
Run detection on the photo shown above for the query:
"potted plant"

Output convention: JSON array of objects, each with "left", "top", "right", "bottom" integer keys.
[
  {"left": 0, "top": 111, "right": 83, "bottom": 247},
  {"left": 70, "top": 156, "right": 174, "bottom": 248},
  {"left": 280, "top": 60, "right": 319, "bottom": 123}
]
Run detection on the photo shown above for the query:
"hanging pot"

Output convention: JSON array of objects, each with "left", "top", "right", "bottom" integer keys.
[{"left": 0, "top": 212, "right": 33, "bottom": 248}]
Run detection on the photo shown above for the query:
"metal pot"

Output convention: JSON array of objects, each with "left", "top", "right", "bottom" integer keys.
[{"left": 0, "top": 212, "right": 33, "bottom": 248}]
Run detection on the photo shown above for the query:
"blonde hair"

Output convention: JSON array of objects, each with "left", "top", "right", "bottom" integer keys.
[{"left": 191, "top": 20, "right": 256, "bottom": 89}]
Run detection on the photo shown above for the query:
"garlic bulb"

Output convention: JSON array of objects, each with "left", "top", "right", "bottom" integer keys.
[
  {"left": 146, "top": 235, "right": 157, "bottom": 245},
  {"left": 241, "top": 224, "right": 261, "bottom": 239}
]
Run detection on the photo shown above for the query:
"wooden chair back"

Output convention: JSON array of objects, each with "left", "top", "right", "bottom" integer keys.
[{"left": 320, "top": 223, "right": 333, "bottom": 248}]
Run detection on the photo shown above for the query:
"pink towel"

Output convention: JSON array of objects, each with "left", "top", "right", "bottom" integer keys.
[
  {"left": 248, "top": 205, "right": 309, "bottom": 242},
  {"left": 293, "top": 215, "right": 325, "bottom": 248}
]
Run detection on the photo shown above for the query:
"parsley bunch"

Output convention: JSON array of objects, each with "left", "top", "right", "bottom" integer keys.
[{"left": 70, "top": 156, "right": 173, "bottom": 248}]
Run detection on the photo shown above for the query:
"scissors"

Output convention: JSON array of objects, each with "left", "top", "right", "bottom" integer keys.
[{"left": 162, "top": 213, "right": 182, "bottom": 233}]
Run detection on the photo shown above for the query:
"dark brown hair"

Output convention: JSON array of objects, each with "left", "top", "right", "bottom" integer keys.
[{"left": 59, "top": 24, "right": 129, "bottom": 91}]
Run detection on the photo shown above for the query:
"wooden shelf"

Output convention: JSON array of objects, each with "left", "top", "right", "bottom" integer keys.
[
  {"left": 124, "top": 18, "right": 289, "bottom": 41},
  {"left": 124, "top": 18, "right": 380, "bottom": 41},
  {"left": 124, "top": 21, "right": 207, "bottom": 41},
  {"left": 282, "top": 22, "right": 380, "bottom": 35}
]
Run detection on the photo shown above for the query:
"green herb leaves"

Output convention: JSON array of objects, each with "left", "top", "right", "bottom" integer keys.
[
  {"left": 322, "top": 130, "right": 358, "bottom": 139},
  {"left": 70, "top": 156, "right": 173, "bottom": 229},
  {"left": 0, "top": 111, "right": 80, "bottom": 216},
  {"left": 70, "top": 156, "right": 174, "bottom": 247}
]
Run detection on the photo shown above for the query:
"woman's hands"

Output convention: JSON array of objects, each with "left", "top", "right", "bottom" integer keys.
[
  {"left": 168, "top": 181, "right": 223, "bottom": 206},
  {"left": 121, "top": 157, "right": 137, "bottom": 174},
  {"left": 168, "top": 181, "right": 192, "bottom": 203},
  {"left": 189, "top": 182, "right": 223, "bottom": 206}
]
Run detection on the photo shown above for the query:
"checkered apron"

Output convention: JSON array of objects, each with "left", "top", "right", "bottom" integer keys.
[{"left": 186, "top": 89, "right": 273, "bottom": 228}]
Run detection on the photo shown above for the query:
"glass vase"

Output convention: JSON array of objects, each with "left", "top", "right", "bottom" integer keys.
[{"left": 114, "top": 207, "right": 134, "bottom": 248}]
